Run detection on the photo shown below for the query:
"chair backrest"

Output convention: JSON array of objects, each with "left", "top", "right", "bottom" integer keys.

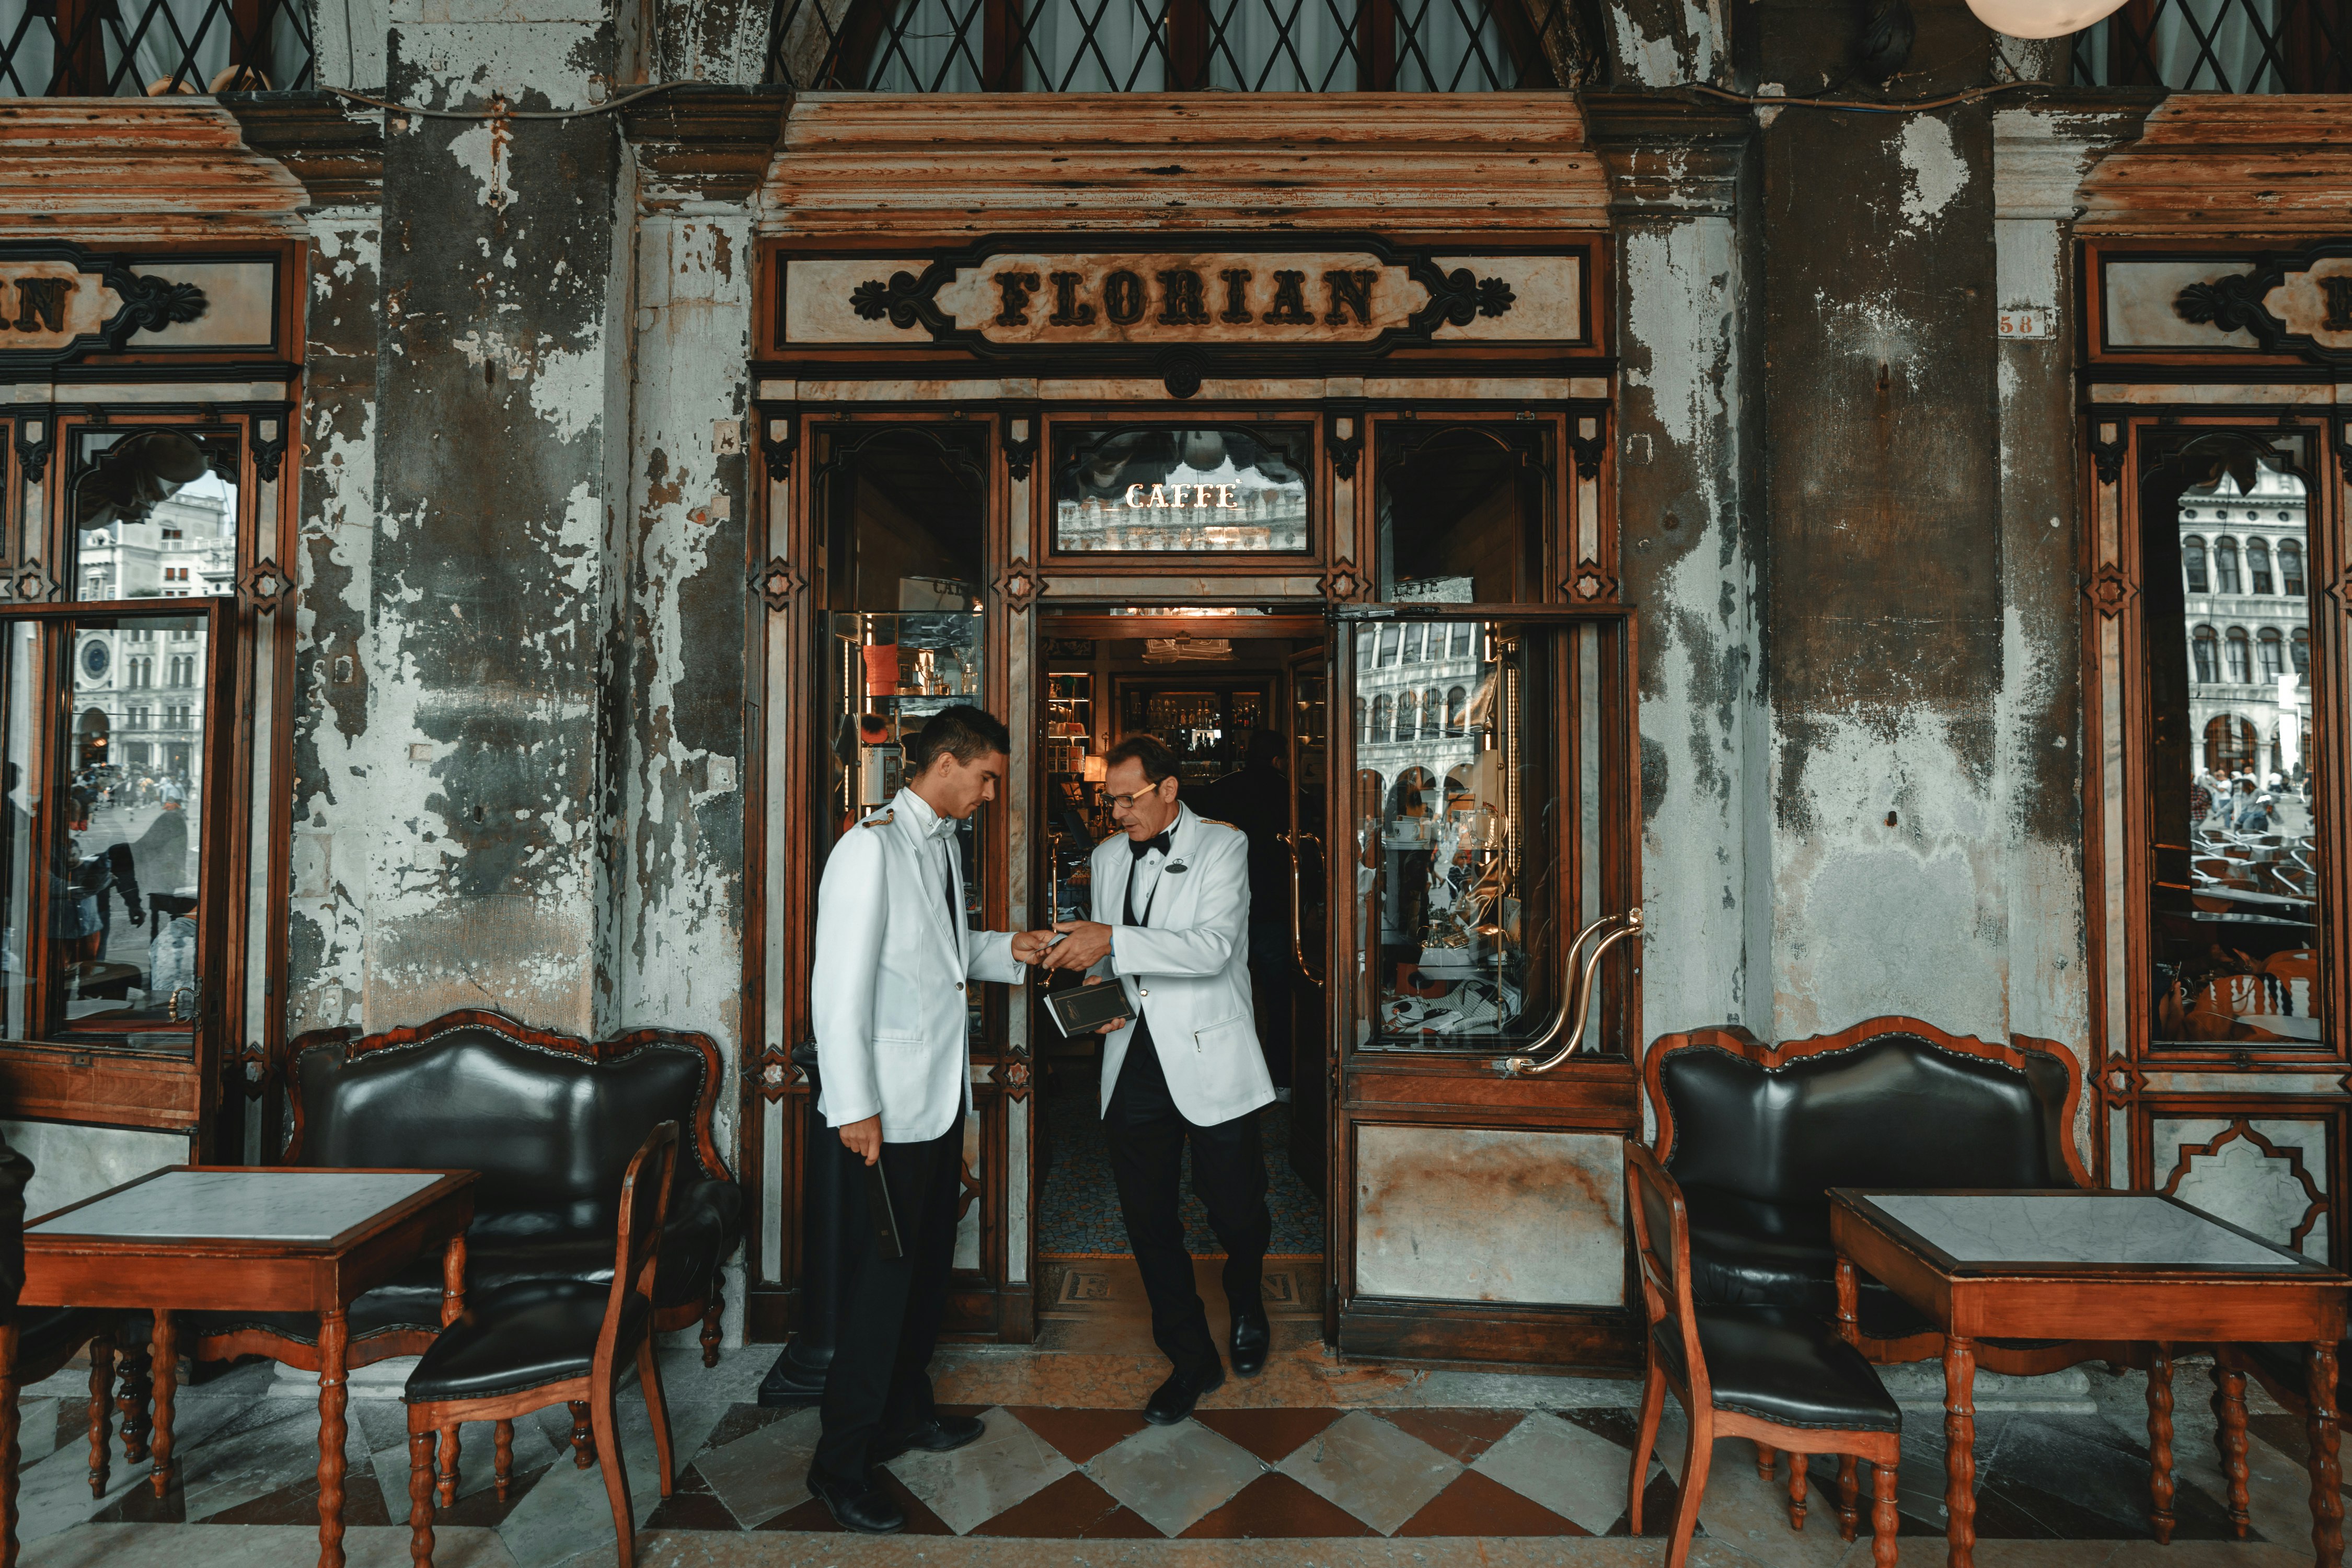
[
  {"left": 595, "top": 1121, "right": 679, "bottom": 1379},
  {"left": 1645, "top": 1017, "right": 2086, "bottom": 1206},
  {"left": 282, "top": 1009, "right": 729, "bottom": 1225},
  {"left": 1623, "top": 1140, "right": 1709, "bottom": 1406}
]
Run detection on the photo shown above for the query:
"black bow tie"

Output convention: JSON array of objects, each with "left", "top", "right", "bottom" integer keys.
[{"left": 1129, "top": 830, "right": 1172, "bottom": 862}]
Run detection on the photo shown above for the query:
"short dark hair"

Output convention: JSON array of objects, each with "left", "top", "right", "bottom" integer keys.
[
  {"left": 1104, "top": 733, "right": 1180, "bottom": 789},
  {"left": 908, "top": 704, "right": 1011, "bottom": 774}
]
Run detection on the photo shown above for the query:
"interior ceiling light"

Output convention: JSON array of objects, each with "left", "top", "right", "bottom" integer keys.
[{"left": 1961, "top": 0, "right": 2127, "bottom": 37}]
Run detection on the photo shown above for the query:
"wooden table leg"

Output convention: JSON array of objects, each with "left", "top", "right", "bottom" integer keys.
[
  {"left": 2310, "top": 1340, "right": 2342, "bottom": 1568},
  {"left": 1836, "top": 1255, "right": 1860, "bottom": 1346},
  {"left": 317, "top": 1307, "right": 349, "bottom": 1568},
  {"left": 1944, "top": 1333, "right": 1976, "bottom": 1568},
  {"left": 147, "top": 1310, "right": 175, "bottom": 1500},
  {"left": 3, "top": 1322, "right": 23, "bottom": 1568},
  {"left": 2212, "top": 1357, "right": 2250, "bottom": 1539},
  {"left": 2147, "top": 1341, "right": 2176, "bottom": 1544}
]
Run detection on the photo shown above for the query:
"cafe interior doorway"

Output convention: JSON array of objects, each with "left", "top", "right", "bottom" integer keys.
[{"left": 1029, "top": 604, "right": 1330, "bottom": 1351}]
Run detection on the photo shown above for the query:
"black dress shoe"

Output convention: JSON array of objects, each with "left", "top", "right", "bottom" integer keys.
[
  {"left": 1229, "top": 1307, "right": 1271, "bottom": 1376},
  {"left": 806, "top": 1468, "right": 906, "bottom": 1535},
  {"left": 1144, "top": 1362, "right": 1226, "bottom": 1425},
  {"left": 873, "top": 1413, "right": 986, "bottom": 1463}
]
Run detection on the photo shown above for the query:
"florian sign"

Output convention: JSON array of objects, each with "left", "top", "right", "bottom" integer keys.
[
  {"left": 0, "top": 242, "right": 210, "bottom": 372},
  {"left": 776, "top": 238, "right": 1589, "bottom": 381}
]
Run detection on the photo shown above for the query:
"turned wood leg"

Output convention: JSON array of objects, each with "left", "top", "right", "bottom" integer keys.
[
  {"left": 115, "top": 1333, "right": 151, "bottom": 1466},
  {"left": 2, "top": 1324, "right": 22, "bottom": 1568},
  {"left": 700, "top": 1284, "right": 723, "bottom": 1370},
  {"left": 1835, "top": 1254, "right": 1860, "bottom": 1345},
  {"left": 1628, "top": 1363, "right": 1665, "bottom": 1535},
  {"left": 147, "top": 1310, "right": 175, "bottom": 1500},
  {"left": 2310, "top": 1341, "right": 2342, "bottom": 1568},
  {"left": 407, "top": 1426, "right": 436, "bottom": 1568},
  {"left": 493, "top": 1420, "right": 514, "bottom": 1503},
  {"left": 638, "top": 1341, "right": 675, "bottom": 1497},
  {"left": 1871, "top": 1455, "right": 1900, "bottom": 1568},
  {"left": 2212, "top": 1357, "right": 2249, "bottom": 1540},
  {"left": 1756, "top": 1442, "right": 1776, "bottom": 1481},
  {"left": 1836, "top": 1454, "right": 1860, "bottom": 1542},
  {"left": 568, "top": 1401, "right": 595, "bottom": 1469},
  {"left": 1786, "top": 1450, "right": 1809, "bottom": 1530},
  {"left": 2147, "top": 1340, "right": 2176, "bottom": 1545},
  {"left": 317, "top": 1307, "right": 350, "bottom": 1568},
  {"left": 440, "top": 1236, "right": 467, "bottom": 1328},
  {"left": 436, "top": 1424, "right": 460, "bottom": 1508},
  {"left": 85, "top": 1333, "right": 112, "bottom": 1499},
  {"left": 590, "top": 1386, "right": 636, "bottom": 1568},
  {"left": 1944, "top": 1332, "right": 1977, "bottom": 1568}
]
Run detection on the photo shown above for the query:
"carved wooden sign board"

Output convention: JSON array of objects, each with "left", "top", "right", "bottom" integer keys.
[
  {"left": 775, "top": 238, "right": 1588, "bottom": 390},
  {"left": 2095, "top": 240, "right": 2352, "bottom": 365},
  {"left": 0, "top": 243, "right": 212, "bottom": 373}
]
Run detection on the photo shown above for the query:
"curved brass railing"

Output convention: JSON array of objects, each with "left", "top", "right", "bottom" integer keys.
[
  {"left": 1278, "top": 830, "right": 1327, "bottom": 987},
  {"left": 1503, "top": 905, "right": 1643, "bottom": 1076}
]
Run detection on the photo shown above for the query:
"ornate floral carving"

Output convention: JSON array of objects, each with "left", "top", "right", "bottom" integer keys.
[
  {"left": 1567, "top": 562, "right": 1617, "bottom": 603},
  {"left": 238, "top": 557, "right": 291, "bottom": 615},
  {"left": 2085, "top": 563, "right": 2135, "bottom": 617},
  {"left": 756, "top": 557, "right": 805, "bottom": 612},
  {"left": 995, "top": 557, "right": 1042, "bottom": 613},
  {"left": 1320, "top": 558, "right": 1365, "bottom": 603}
]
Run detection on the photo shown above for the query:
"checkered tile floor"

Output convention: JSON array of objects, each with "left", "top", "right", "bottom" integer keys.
[{"left": 679, "top": 1403, "right": 1644, "bottom": 1538}]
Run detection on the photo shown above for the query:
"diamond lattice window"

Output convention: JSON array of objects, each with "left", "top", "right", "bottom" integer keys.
[
  {"left": 0, "top": 0, "right": 312, "bottom": 96},
  {"left": 767, "top": 0, "right": 1595, "bottom": 90},
  {"left": 2071, "top": 0, "right": 2346, "bottom": 91}
]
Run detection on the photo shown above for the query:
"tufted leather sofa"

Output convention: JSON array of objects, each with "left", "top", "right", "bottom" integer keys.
[
  {"left": 192, "top": 1010, "right": 741, "bottom": 1373},
  {"left": 1645, "top": 1017, "right": 2091, "bottom": 1361}
]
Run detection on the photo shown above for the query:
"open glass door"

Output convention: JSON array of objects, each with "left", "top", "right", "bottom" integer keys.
[
  {"left": 1284, "top": 645, "right": 1328, "bottom": 1194},
  {"left": 1327, "top": 606, "right": 1638, "bottom": 1364}
]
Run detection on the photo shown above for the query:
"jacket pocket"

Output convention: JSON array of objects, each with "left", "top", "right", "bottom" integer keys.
[
  {"left": 1191, "top": 1011, "right": 1250, "bottom": 1055},
  {"left": 875, "top": 1029, "right": 926, "bottom": 1049}
]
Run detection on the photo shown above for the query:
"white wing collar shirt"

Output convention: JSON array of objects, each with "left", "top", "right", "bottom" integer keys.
[
  {"left": 813, "top": 786, "right": 1026, "bottom": 1143},
  {"left": 1087, "top": 802, "right": 1276, "bottom": 1127}
]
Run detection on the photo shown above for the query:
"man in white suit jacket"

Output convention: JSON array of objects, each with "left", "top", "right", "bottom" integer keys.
[
  {"left": 804, "top": 705, "right": 1050, "bottom": 1534},
  {"left": 1043, "top": 733, "right": 1277, "bottom": 1423}
]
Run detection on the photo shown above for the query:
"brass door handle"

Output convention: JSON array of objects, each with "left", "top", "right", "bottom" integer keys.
[
  {"left": 1279, "top": 831, "right": 1327, "bottom": 988},
  {"left": 1504, "top": 906, "right": 1642, "bottom": 1075}
]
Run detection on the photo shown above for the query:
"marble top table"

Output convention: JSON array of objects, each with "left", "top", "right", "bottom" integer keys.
[
  {"left": 14, "top": 1165, "right": 474, "bottom": 1568},
  {"left": 30, "top": 1170, "right": 444, "bottom": 1244},
  {"left": 1831, "top": 1188, "right": 2348, "bottom": 1568}
]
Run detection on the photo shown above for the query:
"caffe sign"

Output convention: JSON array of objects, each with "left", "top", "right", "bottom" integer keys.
[
  {"left": 0, "top": 241, "right": 209, "bottom": 372},
  {"left": 779, "top": 239, "right": 1585, "bottom": 356}
]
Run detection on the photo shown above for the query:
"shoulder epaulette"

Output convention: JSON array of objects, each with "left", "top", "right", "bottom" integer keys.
[
  {"left": 861, "top": 810, "right": 896, "bottom": 828},
  {"left": 1194, "top": 816, "right": 1239, "bottom": 830}
]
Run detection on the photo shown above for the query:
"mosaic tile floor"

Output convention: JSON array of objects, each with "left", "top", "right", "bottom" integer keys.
[
  {"left": 1034, "top": 1057, "right": 1323, "bottom": 1255},
  {"left": 10, "top": 1339, "right": 2338, "bottom": 1565}
]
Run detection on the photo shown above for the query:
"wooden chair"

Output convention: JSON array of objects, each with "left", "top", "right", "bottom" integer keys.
[
  {"left": 403, "top": 1122, "right": 680, "bottom": 1568},
  {"left": 1625, "top": 1141, "right": 1901, "bottom": 1568},
  {"left": 0, "top": 1310, "right": 120, "bottom": 1567}
]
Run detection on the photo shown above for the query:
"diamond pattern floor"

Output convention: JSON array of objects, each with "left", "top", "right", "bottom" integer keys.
[{"left": 9, "top": 1344, "right": 2332, "bottom": 1566}]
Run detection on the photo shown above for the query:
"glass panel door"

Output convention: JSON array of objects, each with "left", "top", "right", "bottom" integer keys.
[{"left": 1285, "top": 644, "right": 1328, "bottom": 1195}]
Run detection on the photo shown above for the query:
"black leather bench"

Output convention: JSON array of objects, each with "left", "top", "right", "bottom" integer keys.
[
  {"left": 192, "top": 1009, "right": 741, "bottom": 1378},
  {"left": 1644, "top": 1016, "right": 2098, "bottom": 1367}
]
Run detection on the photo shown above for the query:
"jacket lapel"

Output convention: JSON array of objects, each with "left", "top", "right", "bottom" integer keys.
[
  {"left": 901, "top": 806, "right": 964, "bottom": 966},
  {"left": 1098, "top": 835, "right": 1132, "bottom": 928}
]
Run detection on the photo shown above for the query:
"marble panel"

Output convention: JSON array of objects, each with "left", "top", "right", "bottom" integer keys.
[
  {"left": 31, "top": 1171, "right": 441, "bottom": 1242},
  {"left": 1870, "top": 1193, "right": 2299, "bottom": 1268},
  {"left": 1273, "top": 1409, "right": 1460, "bottom": 1535},
  {"left": 2101, "top": 258, "right": 2261, "bottom": 349},
  {"left": 1082, "top": 1419, "right": 1265, "bottom": 1536},
  {"left": 2155, "top": 1117, "right": 2330, "bottom": 1264},
  {"left": 129, "top": 263, "right": 278, "bottom": 351},
  {"left": 689, "top": 1405, "right": 823, "bottom": 1528},
  {"left": 955, "top": 1108, "right": 983, "bottom": 1272},
  {"left": 2, "top": 1121, "right": 184, "bottom": 1224},
  {"left": 1353, "top": 1125, "right": 1623, "bottom": 1306},
  {"left": 1468, "top": 1409, "right": 1639, "bottom": 1535},
  {"left": 885, "top": 1408, "right": 1074, "bottom": 1533}
]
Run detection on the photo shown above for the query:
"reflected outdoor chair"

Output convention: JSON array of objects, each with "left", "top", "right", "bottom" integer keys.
[
  {"left": 1625, "top": 1141, "right": 1900, "bottom": 1568},
  {"left": 402, "top": 1122, "right": 679, "bottom": 1568}
]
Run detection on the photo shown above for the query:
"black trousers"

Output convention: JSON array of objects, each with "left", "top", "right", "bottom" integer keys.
[
  {"left": 813, "top": 1108, "right": 963, "bottom": 1484},
  {"left": 1105, "top": 1028, "right": 1272, "bottom": 1378}
]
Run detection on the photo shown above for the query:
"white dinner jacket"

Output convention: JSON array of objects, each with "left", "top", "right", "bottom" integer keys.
[
  {"left": 813, "top": 788, "right": 1025, "bottom": 1143},
  {"left": 1088, "top": 803, "right": 1277, "bottom": 1126}
]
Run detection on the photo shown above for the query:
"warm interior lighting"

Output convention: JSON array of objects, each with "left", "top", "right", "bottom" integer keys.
[
  {"left": 1963, "top": 0, "right": 2126, "bottom": 37},
  {"left": 1081, "top": 755, "right": 1108, "bottom": 782}
]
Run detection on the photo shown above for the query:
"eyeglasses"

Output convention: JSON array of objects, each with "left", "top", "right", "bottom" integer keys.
[{"left": 1106, "top": 785, "right": 1168, "bottom": 811}]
